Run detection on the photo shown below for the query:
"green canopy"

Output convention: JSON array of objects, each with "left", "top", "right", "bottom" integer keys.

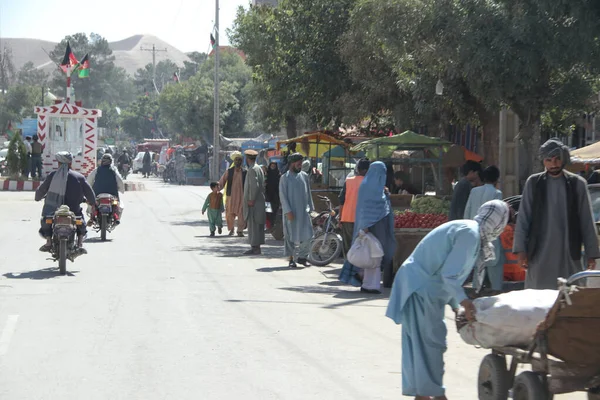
[
  {"left": 322, "top": 145, "right": 365, "bottom": 160},
  {"left": 350, "top": 130, "right": 452, "bottom": 160}
]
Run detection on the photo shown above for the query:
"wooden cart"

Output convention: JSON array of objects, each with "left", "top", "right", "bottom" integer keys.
[{"left": 476, "top": 271, "right": 600, "bottom": 400}]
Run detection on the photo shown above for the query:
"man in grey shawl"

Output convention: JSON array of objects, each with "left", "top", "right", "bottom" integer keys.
[
  {"left": 35, "top": 152, "right": 96, "bottom": 255},
  {"left": 243, "top": 149, "right": 266, "bottom": 255},
  {"left": 514, "top": 138, "right": 600, "bottom": 289},
  {"left": 279, "top": 153, "right": 314, "bottom": 268}
]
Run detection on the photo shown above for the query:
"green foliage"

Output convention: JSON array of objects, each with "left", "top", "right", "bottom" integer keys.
[
  {"left": 0, "top": 46, "right": 16, "bottom": 92},
  {"left": 17, "top": 62, "right": 49, "bottom": 86},
  {"left": 0, "top": 85, "right": 40, "bottom": 134},
  {"left": 49, "top": 33, "right": 134, "bottom": 108},
  {"left": 410, "top": 196, "right": 450, "bottom": 215},
  {"left": 119, "top": 95, "right": 159, "bottom": 141},
  {"left": 134, "top": 59, "right": 180, "bottom": 94},
  {"left": 6, "top": 132, "right": 27, "bottom": 178}
]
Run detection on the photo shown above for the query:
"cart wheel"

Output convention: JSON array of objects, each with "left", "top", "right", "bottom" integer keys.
[
  {"left": 478, "top": 353, "right": 509, "bottom": 400},
  {"left": 513, "top": 371, "right": 551, "bottom": 400}
]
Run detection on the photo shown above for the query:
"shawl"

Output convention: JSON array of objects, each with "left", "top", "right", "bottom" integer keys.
[
  {"left": 353, "top": 161, "right": 390, "bottom": 234},
  {"left": 474, "top": 199, "right": 510, "bottom": 289},
  {"left": 43, "top": 152, "right": 72, "bottom": 216}
]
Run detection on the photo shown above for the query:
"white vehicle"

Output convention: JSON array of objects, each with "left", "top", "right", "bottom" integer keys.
[{"left": 133, "top": 151, "right": 155, "bottom": 173}]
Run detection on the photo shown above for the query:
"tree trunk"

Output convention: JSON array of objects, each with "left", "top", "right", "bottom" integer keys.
[
  {"left": 285, "top": 115, "right": 297, "bottom": 139},
  {"left": 519, "top": 120, "right": 542, "bottom": 184},
  {"left": 476, "top": 107, "right": 500, "bottom": 167}
]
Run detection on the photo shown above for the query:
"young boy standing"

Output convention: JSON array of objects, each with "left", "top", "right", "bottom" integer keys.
[{"left": 202, "top": 182, "right": 225, "bottom": 237}]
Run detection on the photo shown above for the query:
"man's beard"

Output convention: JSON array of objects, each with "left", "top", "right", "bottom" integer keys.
[
  {"left": 547, "top": 166, "right": 563, "bottom": 176},
  {"left": 291, "top": 166, "right": 301, "bottom": 173}
]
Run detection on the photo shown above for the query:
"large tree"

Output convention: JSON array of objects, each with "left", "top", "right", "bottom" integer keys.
[
  {"left": 17, "top": 62, "right": 49, "bottom": 87},
  {"left": 49, "top": 33, "right": 135, "bottom": 108},
  {"left": 133, "top": 59, "right": 180, "bottom": 95},
  {"left": 0, "top": 46, "right": 16, "bottom": 92},
  {"left": 229, "top": 0, "right": 356, "bottom": 137},
  {"left": 0, "top": 85, "right": 40, "bottom": 133}
]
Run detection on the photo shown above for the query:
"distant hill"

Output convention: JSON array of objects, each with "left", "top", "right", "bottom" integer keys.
[{"left": 0, "top": 34, "right": 192, "bottom": 76}]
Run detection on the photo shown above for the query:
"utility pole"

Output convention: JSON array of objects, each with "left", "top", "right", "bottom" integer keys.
[
  {"left": 212, "top": 0, "right": 221, "bottom": 181},
  {"left": 140, "top": 44, "right": 167, "bottom": 92}
]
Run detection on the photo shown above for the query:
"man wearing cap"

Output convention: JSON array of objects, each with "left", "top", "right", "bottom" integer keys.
[
  {"left": 35, "top": 152, "right": 96, "bottom": 256},
  {"left": 279, "top": 153, "right": 314, "bottom": 267},
  {"left": 339, "top": 158, "right": 370, "bottom": 255},
  {"left": 514, "top": 138, "right": 600, "bottom": 289},
  {"left": 243, "top": 149, "right": 266, "bottom": 254},
  {"left": 219, "top": 151, "right": 247, "bottom": 236}
]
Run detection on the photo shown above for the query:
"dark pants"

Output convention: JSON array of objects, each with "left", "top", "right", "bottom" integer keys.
[
  {"left": 39, "top": 215, "right": 87, "bottom": 239},
  {"left": 22, "top": 154, "right": 31, "bottom": 177},
  {"left": 266, "top": 198, "right": 280, "bottom": 225},
  {"left": 31, "top": 155, "right": 42, "bottom": 178},
  {"left": 142, "top": 164, "right": 151, "bottom": 177},
  {"left": 341, "top": 221, "right": 354, "bottom": 256}
]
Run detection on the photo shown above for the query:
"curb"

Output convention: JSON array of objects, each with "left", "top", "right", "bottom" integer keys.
[
  {"left": 124, "top": 182, "right": 146, "bottom": 191},
  {"left": 0, "top": 180, "right": 42, "bottom": 191}
]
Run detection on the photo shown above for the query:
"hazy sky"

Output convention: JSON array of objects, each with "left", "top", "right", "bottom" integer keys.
[{"left": 0, "top": 0, "right": 249, "bottom": 52}]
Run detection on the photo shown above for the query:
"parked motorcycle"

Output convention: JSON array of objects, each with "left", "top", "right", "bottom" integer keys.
[
  {"left": 45, "top": 205, "right": 84, "bottom": 275},
  {"left": 92, "top": 194, "right": 120, "bottom": 241},
  {"left": 308, "top": 195, "right": 343, "bottom": 266}
]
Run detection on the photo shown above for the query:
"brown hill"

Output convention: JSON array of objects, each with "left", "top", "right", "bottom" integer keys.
[{"left": 0, "top": 34, "right": 191, "bottom": 76}]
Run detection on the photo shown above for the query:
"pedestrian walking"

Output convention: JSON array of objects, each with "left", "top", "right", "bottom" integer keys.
[
  {"left": 202, "top": 182, "right": 224, "bottom": 237},
  {"left": 386, "top": 200, "right": 510, "bottom": 400},
  {"left": 339, "top": 161, "right": 396, "bottom": 294},
  {"left": 23, "top": 136, "right": 32, "bottom": 178},
  {"left": 338, "top": 158, "right": 370, "bottom": 255},
  {"left": 218, "top": 151, "right": 247, "bottom": 237},
  {"left": 142, "top": 149, "right": 152, "bottom": 178},
  {"left": 243, "top": 150, "right": 266, "bottom": 255},
  {"left": 464, "top": 165, "right": 504, "bottom": 291},
  {"left": 265, "top": 160, "right": 281, "bottom": 230},
  {"left": 279, "top": 153, "right": 314, "bottom": 268},
  {"left": 175, "top": 148, "right": 186, "bottom": 185},
  {"left": 514, "top": 138, "right": 600, "bottom": 289},
  {"left": 449, "top": 161, "right": 482, "bottom": 220},
  {"left": 31, "top": 135, "right": 43, "bottom": 179}
]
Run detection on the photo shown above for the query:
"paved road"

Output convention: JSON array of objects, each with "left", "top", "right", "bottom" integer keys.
[{"left": 0, "top": 177, "right": 585, "bottom": 399}]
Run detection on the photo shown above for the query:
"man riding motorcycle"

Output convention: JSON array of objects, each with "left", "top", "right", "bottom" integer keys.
[
  {"left": 35, "top": 151, "right": 95, "bottom": 256},
  {"left": 87, "top": 153, "right": 125, "bottom": 224},
  {"left": 117, "top": 150, "right": 132, "bottom": 176}
]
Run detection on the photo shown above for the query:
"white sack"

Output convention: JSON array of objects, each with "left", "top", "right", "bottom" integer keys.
[
  {"left": 459, "top": 289, "right": 559, "bottom": 348},
  {"left": 347, "top": 230, "right": 384, "bottom": 269}
]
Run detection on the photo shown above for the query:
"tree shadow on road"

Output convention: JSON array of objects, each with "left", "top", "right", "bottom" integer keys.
[
  {"left": 177, "top": 242, "right": 283, "bottom": 259},
  {"left": 84, "top": 237, "right": 114, "bottom": 243},
  {"left": 170, "top": 220, "right": 210, "bottom": 227},
  {"left": 256, "top": 265, "right": 307, "bottom": 272},
  {"left": 277, "top": 284, "right": 389, "bottom": 309},
  {"left": 3, "top": 268, "right": 79, "bottom": 280}
]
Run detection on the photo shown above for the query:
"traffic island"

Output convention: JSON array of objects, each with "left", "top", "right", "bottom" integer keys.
[
  {"left": 0, "top": 179, "right": 42, "bottom": 191},
  {"left": 124, "top": 182, "right": 146, "bottom": 191}
]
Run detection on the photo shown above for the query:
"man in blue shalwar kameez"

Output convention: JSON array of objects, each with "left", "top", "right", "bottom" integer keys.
[{"left": 386, "top": 200, "right": 510, "bottom": 400}]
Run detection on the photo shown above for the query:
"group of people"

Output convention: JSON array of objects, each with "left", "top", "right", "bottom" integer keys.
[
  {"left": 20, "top": 135, "right": 44, "bottom": 179},
  {"left": 35, "top": 151, "right": 125, "bottom": 256},
  {"left": 385, "top": 137, "right": 599, "bottom": 399}
]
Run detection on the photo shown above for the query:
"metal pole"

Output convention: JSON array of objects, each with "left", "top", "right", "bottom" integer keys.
[
  {"left": 212, "top": 0, "right": 220, "bottom": 181},
  {"left": 152, "top": 44, "right": 156, "bottom": 84}
]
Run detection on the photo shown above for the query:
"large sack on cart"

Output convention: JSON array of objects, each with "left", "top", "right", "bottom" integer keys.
[{"left": 458, "top": 289, "right": 558, "bottom": 348}]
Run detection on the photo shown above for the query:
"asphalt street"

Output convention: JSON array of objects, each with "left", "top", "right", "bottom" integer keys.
[{"left": 0, "top": 176, "right": 585, "bottom": 399}]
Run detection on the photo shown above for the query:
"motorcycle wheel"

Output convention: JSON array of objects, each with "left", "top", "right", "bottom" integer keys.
[
  {"left": 58, "top": 238, "right": 67, "bottom": 275},
  {"left": 308, "top": 232, "right": 342, "bottom": 266},
  {"left": 100, "top": 214, "right": 108, "bottom": 241}
]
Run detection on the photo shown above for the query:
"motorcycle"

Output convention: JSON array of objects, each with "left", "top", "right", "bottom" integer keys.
[
  {"left": 92, "top": 194, "right": 120, "bottom": 241},
  {"left": 308, "top": 195, "right": 343, "bottom": 266},
  {"left": 163, "top": 159, "right": 176, "bottom": 183},
  {"left": 118, "top": 163, "right": 130, "bottom": 179},
  {"left": 45, "top": 205, "right": 84, "bottom": 275}
]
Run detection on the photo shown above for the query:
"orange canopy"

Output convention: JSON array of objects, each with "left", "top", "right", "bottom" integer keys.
[{"left": 464, "top": 148, "right": 483, "bottom": 162}]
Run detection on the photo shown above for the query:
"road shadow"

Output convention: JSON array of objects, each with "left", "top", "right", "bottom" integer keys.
[
  {"left": 177, "top": 238, "right": 284, "bottom": 259},
  {"left": 171, "top": 220, "right": 210, "bottom": 227},
  {"left": 84, "top": 237, "right": 114, "bottom": 243},
  {"left": 256, "top": 265, "right": 307, "bottom": 272},
  {"left": 3, "top": 268, "right": 79, "bottom": 280}
]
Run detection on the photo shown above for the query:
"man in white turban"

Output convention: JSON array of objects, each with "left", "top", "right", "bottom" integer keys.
[
  {"left": 218, "top": 151, "right": 247, "bottom": 236},
  {"left": 35, "top": 152, "right": 96, "bottom": 256}
]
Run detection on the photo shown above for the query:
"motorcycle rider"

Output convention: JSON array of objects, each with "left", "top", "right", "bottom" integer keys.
[
  {"left": 87, "top": 153, "right": 125, "bottom": 224},
  {"left": 35, "top": 151, "right": 95, "bottom": 256},
  {"left": 117, "top": 150, "right": 132, "bottom": 176}
]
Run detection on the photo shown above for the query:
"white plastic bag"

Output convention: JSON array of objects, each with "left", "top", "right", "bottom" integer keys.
[
  {"left": 347, "top": 230, "right": 384, "bottom": 269},
  {"left": 459, "top": 289, "right": 558, "bottom": 348}
]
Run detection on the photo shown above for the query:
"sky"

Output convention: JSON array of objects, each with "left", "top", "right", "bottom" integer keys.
[{"left": 0, "top": 0, "right": 249, "bottom": 52}]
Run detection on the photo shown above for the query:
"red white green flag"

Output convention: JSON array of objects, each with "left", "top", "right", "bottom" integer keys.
[
  {"left": 60, "top": 42, "right": 79, "bottom": 73},
  {"left": 78, "top": 54, "right": 90, "bottom": 78}
]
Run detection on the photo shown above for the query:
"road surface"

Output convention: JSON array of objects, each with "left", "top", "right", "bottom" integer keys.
[{"left": 0, "top": 176, "right": 585, "bottom": 399}]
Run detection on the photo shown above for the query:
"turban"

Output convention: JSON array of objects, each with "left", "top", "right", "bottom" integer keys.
[
  {"left": 101, "top": 153, "right": 113, "bottom": 166},
  {"left": 230, "top": 151, "right": 242, "bottom": 161},
  {"left": 288, "top": 153, "right": 303, "bottom": 163},
  {"left": 474, "top": 200, "right": 510, "bottom": 290},
  {"left": 302, "top": 159, "right": 311, "bottom": 173},
  {"left": 55, "top": 151, "right": 73, "bottom": 165},
  {"left": 539, "top": 138, "right": 570, "bottom": 165}
]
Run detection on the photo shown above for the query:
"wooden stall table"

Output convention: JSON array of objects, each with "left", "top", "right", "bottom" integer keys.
[{"left": 385, "top": 228, "right": 431, "bottom": 288}]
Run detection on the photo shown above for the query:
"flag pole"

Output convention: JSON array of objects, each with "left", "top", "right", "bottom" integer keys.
[
  {"left": 66, "top": 65, "right": 71, "bottom": 103},
  {"left": 212, "top": 0, "right": 220, "bottom": 181}
]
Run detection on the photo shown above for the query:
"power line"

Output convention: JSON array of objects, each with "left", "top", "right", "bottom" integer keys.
[{"left": 140, "top": 44, "right": 167, "bottom": 93}]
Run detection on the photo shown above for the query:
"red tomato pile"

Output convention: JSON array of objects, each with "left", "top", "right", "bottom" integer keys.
[{"left": 394, "top": 212, "right": 448, "bottom": 229}]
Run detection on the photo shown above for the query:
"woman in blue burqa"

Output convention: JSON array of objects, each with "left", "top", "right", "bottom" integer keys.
[
  {"left": 339, "top": 161, "right": 396, "bottom": 294},
  {"left": 386, "top": 199, "right": 509, "bottom": 400}
]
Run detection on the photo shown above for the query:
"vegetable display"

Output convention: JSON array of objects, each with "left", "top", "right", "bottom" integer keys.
[
  {"left": 394, "top": 212, "right": 448, "bottom": 229},
  {"left": 410, "top": 196, "right": 450, "bottom": 215}
]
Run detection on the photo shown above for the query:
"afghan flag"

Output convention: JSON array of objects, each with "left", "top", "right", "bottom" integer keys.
[
  {"left": 78, "top": 54, "right": 90, "bottom": 78},
  {"left": 60, "top": 41, "right": 79, "bottom": 73},
  {"left": 210, "top": 33, "right": 216, "bottom": 48}
]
